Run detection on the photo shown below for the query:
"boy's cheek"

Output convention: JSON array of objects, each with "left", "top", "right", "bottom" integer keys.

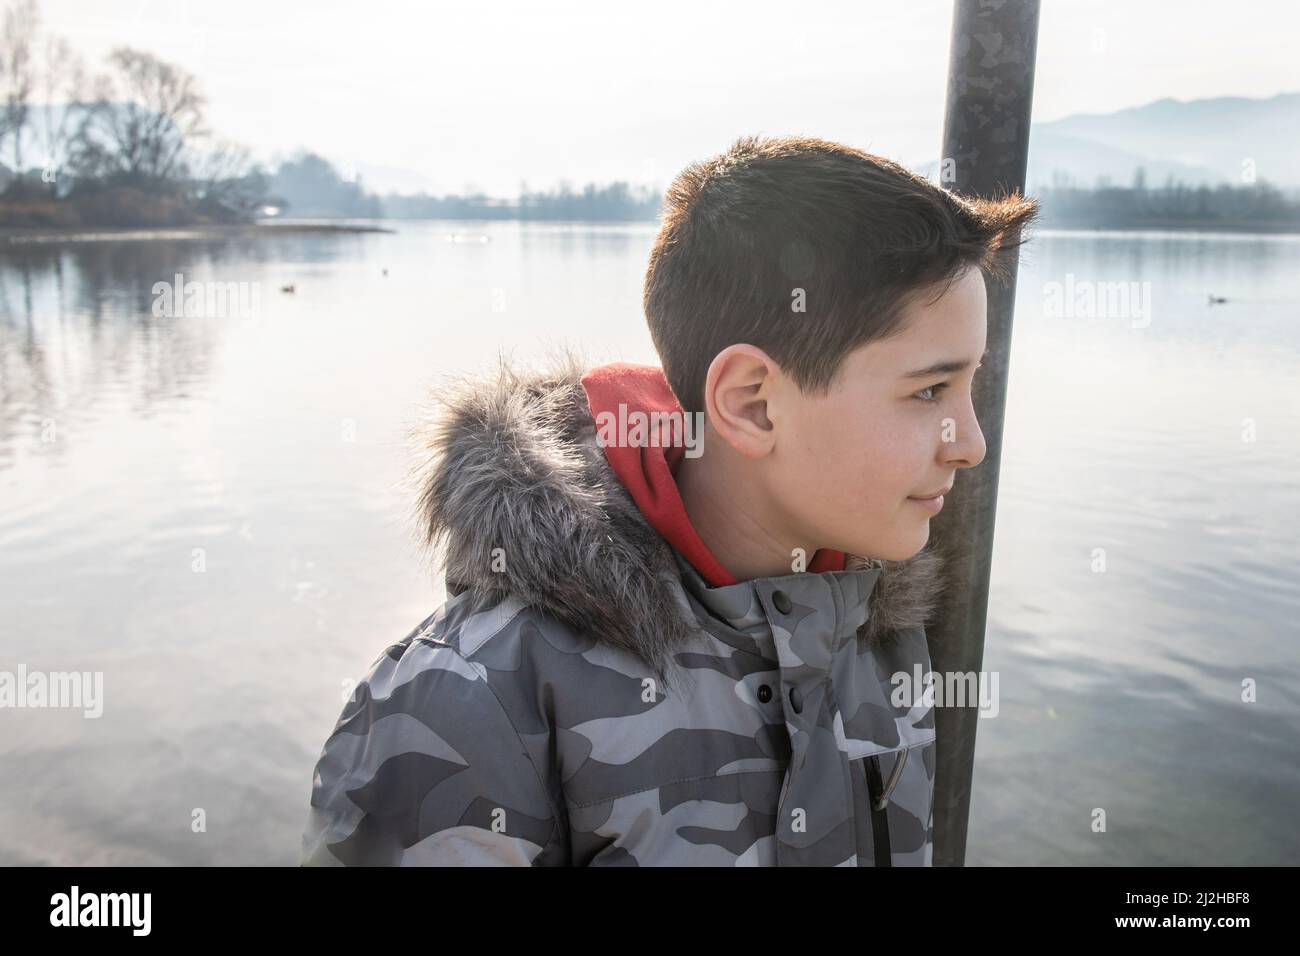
[{"left": 837, "top": 486, "right": 897, "bottom": 532}]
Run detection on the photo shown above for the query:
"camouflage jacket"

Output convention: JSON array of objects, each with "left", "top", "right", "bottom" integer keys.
[{"left": 301, "top": 355, "right": 946, "bottom": 866}]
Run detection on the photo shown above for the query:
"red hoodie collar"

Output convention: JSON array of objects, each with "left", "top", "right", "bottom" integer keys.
[{"left": 580, "top": 362, "right": 846, "bottom": 587}]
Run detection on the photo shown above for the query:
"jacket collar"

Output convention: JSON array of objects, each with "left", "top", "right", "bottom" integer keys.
[
  {"left": 672, "top": 544, "right": 882, "bottom": 668},
  {"left": 411, "top": 347, "right": 945, "bottom": 685}
]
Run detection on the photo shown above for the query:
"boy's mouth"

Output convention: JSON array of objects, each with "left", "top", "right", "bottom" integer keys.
[
  {"left": 907, "top": 493, "right": 945, "bottom": 514},
  {"left": 909, "top": 482, "right": 952, "bottom": 501},
  {"left": 907, "top": 483, "right": 952, "bottom": 514}
]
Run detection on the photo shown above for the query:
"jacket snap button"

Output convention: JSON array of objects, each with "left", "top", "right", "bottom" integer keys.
[
  {"left": 772, "top": 590, "right": 792, "bottom": 614},
  {"left": 757, "top": 684, "right": 772, "bottom": 703},
  {"left": 788, "top": 686, "right": 803, "bottom": 714}
]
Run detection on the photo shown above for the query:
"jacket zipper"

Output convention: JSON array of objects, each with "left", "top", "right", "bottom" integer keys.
[{"left": 861, "top": 748, "right": 908, "bottom": 868}]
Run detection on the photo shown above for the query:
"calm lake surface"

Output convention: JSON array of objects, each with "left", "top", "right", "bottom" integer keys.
[{"left": 1, "top": 221, "right": 1297, "bottom": 865}]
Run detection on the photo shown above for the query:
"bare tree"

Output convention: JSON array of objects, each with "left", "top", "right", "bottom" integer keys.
[
  {"left": 38, "top": 32, "right": 88, "bottom": 192},
  {"left": 191, "top": 139, "right": 268, "bottom": 214},
  {"left": 191, "top": 139, "right": 252, "bottom": 187},
  {"left": 0, "top": 0, "right": 38, "bottom": 171},
  {"left": 79, "top": 46, "right": 208, "bottom": 183}
]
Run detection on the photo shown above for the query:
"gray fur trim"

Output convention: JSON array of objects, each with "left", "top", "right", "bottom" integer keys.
[
  {"left": 846, "top": 547, "right": 946, "bottom": 648},
  {"left": 409, "top": 345, "right": 945, "bottom": 682}
]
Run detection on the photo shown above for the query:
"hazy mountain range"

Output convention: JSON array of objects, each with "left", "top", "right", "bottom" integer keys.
[{"left": 916, "top": 91, "right": 1300, "bottom": 193}]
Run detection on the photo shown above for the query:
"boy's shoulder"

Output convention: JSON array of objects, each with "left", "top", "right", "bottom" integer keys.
[
  {"left": 302, "top": 582, "right": 673, "bottom": 866},
  {"left": 387, "top": 588, "right": 600, "bottom": 676},
  {"left": 302, "top": 592, "right": 575, "bottom": 866}
]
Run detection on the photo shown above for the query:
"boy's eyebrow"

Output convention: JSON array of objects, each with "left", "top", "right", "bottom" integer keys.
[{"left": 902, "top": 347, "right": 990, "bottom": 379}]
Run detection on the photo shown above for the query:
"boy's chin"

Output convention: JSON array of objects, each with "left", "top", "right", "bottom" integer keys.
[{"left": 850, "top": 527, "right": 929, "bottom": 563}]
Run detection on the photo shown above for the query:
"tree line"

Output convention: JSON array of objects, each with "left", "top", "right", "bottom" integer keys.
[{"left": 1033, "top": 167, "right": 1300, "bottom": 230}]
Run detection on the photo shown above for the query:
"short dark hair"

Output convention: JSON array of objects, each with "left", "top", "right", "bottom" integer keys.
[{"left": 643, "top": 134, "right": 1039, "bottom": 416}]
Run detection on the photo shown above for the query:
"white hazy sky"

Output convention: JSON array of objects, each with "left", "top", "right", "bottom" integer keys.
[{"left": 37, "top": 0, "right": 1300, "bottom": 195}]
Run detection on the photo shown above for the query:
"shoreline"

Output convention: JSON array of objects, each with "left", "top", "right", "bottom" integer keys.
[
  {"left": 3, "top": 218, "right": 1298, "bottom": 245},
  {"left": 1035, "top": 219, "right": 1300, "bottom": 235},
  {"left": 0, "top": 222, "right": 396, "bottom": 245}
]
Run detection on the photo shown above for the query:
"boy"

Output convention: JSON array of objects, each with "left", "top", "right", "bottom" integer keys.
[{"left": 301, "top": 134, "right": 1037, "bottom": 866}]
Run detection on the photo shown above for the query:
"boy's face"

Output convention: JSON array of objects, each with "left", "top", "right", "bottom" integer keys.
[{"left": 768, "top": 265, "right": 989, "bottom": 562}]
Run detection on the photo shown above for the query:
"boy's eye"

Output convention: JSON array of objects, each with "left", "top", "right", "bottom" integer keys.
[{"left": 915, "top": 382, "right": 949, "bottom": 403}]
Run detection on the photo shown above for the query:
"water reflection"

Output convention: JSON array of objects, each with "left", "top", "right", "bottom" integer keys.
[{"left": 0, "top": 235, "right": 374, "bottom": 473}]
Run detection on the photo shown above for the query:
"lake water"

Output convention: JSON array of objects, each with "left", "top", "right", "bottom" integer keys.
[{"left": 1, "top": 221, "right": 1297, "bottom": 865}]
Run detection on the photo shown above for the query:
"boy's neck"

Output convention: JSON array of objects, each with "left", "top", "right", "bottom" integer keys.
[{"left": 674, "top": 437, "right": 801, "bottom": 582}]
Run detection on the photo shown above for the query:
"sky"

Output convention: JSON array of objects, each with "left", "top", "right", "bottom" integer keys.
[{"left": 33, "top": 0, "right": 1300, "bottom": 196}]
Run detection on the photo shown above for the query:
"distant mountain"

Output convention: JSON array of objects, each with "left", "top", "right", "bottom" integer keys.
[
  {"left": 1036, "top": 92, "right": 1300, "bottom": 189},
  {"left": 1024, "top": 130, "right": 1225, "bottom": 189},
  {"left": 919, "top": 92, "right": 1300, "bottom": 192}
]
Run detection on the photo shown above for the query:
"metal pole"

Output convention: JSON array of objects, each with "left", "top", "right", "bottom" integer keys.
[{"left": 931, "top": 0, "right": 1040, "bottom": 867}]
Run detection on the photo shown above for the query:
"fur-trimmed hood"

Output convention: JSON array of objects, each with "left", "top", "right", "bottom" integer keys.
[{"left": 410, "top": 348, "right": 945, "bottom": 680}]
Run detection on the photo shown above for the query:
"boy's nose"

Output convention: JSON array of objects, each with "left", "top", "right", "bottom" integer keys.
[{"left": 944, "top": 416, "right": 986, "bottom": 469}]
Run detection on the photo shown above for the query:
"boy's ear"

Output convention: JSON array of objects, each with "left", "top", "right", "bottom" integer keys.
[{"left": 703, "top": 345, "right": 780, "bottom": 459}]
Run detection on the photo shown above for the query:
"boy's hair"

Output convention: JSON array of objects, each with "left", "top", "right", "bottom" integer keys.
[{"left": 643, "top": 134, "right": 1039, "bottom": 416}]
